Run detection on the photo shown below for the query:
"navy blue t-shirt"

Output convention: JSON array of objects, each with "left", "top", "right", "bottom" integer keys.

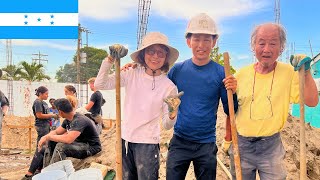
[{"left": 168, "top": 59, "right": 238, "bottom": 143}]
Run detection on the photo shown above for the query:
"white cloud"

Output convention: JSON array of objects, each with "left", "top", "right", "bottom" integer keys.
[
  {"left": 236, "top": 54, "right": 251, "bottom": 60},
  {"left": 95, "top": 43, "right": 129, "bottom": 50},
  {"left": 79, "top": 0, "right": 269, "bottom": 21},
  {"left": 0, "top": 40, "right": 77, "bottom": 51},
  {"left": 79, "top": 0, "right": 137, "bottom": 20}
]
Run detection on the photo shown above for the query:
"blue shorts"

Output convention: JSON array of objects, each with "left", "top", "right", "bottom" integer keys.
[{"left": 229, "top": 133, "right": 286, "bottom": 180}]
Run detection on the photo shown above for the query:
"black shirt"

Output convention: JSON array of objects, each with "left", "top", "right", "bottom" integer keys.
[
  {"left": 0, "top": 90, "right": 9, "bottom": 117},
  {"left": 89, "top": 91, "right": 103, "bottom": 117},
  {"left": 32, "top": 99, "right": 50, "bottom": 126},
  {"left": 61, "top": 113, "right": 101, "bottom": 154}
]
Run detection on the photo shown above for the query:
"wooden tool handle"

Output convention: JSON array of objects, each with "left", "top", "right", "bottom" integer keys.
[{"left": 223, "top": 52, "right": 242, "bottom": 180}]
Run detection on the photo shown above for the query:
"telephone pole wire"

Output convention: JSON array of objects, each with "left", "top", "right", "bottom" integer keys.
[{"left": 32, "top": 51, "right": 48, "bottom": 65}]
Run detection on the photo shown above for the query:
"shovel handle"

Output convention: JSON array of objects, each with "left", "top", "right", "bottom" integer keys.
[
  {"left": 299, "top": 65, "right": 307, "bottom": 180},
  {"left": 223, "top": 52, "right": 242, "bottom": 180}
]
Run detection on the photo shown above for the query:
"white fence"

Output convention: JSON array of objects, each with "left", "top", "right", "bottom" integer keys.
[{"left": 0, "top": 80, "right": 125, "bottom": 119}]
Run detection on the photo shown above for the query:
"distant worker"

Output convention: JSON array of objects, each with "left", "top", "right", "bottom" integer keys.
[
  {"left": 23, "top": 86, "right": 59, "bottom": 179},
  {"left": 64, "top": 85, "right": 79, "bottom": 107},
  {"left": 0, "top": 69, "right": 9, "bottom": 151},
  {"left": 48, "top": 98, "right": 60, "bottom": 130},
  {"left": 85, "top": 77, "right": 105, "bottom": 134}
]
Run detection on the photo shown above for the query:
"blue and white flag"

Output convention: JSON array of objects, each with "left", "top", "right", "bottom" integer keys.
[{"left": 0, "top": 0, "right": 78, "bottom": 39}]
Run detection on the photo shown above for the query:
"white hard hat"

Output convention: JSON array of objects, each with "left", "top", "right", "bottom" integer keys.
[{"left": 185, "top": 13, "right": 218, "bottom": 38}]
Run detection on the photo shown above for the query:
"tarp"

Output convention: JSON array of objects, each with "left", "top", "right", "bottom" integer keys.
[{"left": 292, "top": 98, "right": 320, "bottom": 128}]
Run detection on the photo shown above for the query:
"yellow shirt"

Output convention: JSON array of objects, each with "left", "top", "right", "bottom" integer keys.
[{"left": 235, "top": 62, "right": 299, "bottom": 137}]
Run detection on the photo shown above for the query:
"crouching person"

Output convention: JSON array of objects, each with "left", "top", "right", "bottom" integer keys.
[{"left": 37, "top": 98, "right": 101, "bottom": 165}]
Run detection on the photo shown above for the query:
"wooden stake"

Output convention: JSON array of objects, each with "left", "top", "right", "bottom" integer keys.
[
  {"left": 299, "top": 64, "right": 307, "bottom": 180},
  {"left": 29, "top": 119, "right": 32, "bottom": 154},
  {"left": 223, "top": 52, "right": 242, "bottom": 180},
  {"left": 217, "top": 156, "right": 232, "bottom": 179},
  {"left": 115, "top": 58, "right": 122, "bottom": 179}
]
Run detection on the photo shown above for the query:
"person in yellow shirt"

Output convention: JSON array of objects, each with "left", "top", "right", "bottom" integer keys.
[{"left": 227, "top": 23, "right": 318, "bottom": 180}]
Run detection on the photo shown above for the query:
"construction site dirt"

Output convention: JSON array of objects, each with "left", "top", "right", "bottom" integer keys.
[{"left": 0, "top": 105, "right": 320, "bottom": 180}]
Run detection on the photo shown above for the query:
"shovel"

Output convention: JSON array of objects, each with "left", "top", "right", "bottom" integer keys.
[{"left": 223, "top": 52, "right": 242, "bottom": 180}]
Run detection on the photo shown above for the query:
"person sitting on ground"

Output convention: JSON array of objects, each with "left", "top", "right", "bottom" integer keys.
[{"left": 37, "top": 98, "right": 102, "bottom": 164}]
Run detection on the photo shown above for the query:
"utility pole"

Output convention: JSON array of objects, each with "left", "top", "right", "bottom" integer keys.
[
  {"left": 32, "top": 51, "right": 48, "bottom": 65},
  {"left": 309, "top": 39, "right": 314, "bottom": 58},
  {"left": 82, "top": 27, "right": 91, "bottom": 47},
  {"left": 6, "top": 39, "right": 13, "bottom": 115},
  {"left": 77, "top": 23, "right": 82, "bottom": 84},
  {"left": 274, "top": 0, "right": 280, "bottom": 24}
]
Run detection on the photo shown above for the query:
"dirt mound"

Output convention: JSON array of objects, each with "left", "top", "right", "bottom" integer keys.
[
  {"left": 1, "top": 107, "right": 320, "bottom": 179},
  {"left": 281, "top": 116, "right": 320, "bottom": 180}
]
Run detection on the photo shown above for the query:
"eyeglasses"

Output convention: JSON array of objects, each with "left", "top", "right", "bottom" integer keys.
[
  {"left": 250, "top": 66, "right": 275, "bottom": 120},
  {"left": 145, "top": 48, "right": 167, "bottom": 58}
]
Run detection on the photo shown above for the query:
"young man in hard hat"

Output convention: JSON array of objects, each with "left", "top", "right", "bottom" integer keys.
[
  {"left": 226, "top": 23, "right": 318, "bottom": 180},
  {"left": 165, "top": 13, "right": 238, "bottom": 180}
]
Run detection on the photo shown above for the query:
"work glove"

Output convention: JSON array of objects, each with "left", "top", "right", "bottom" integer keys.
[
  {"left": 52, "top": 113, "right": 59, "bottom": 120},
  {"left": 221, "top": 139, "right": 232, "bottom": 155},
  {"left": 109, "top": 44, "right": 128, "bottom": 60},
  {"left": 290, "top": 54, "right": 312, "bottom": 71},
  {"left": 164, "top": 91, "right": 184, "bottom": 119}
]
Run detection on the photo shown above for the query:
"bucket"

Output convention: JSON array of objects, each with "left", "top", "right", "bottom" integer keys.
[
  {"left": 32, "top": 170, "right": 67, "bottom": 180},
  {"left": 42, "top": 160, "right": 75, "bottom": 177},
  {"left": 68, "top": 168, "right": 103, "bottom": 180}
]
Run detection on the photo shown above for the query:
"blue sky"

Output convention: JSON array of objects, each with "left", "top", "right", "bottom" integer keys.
[{"left": 0, "top": 0, "right": 319, "bottom": 79}]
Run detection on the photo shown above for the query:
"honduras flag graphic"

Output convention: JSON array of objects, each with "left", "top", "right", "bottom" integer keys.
[{"left": 0, "top": 0, "right": 78, "bottom": 39}]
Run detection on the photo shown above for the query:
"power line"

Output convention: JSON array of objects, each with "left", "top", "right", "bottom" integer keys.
[
  {"left": 274, "top": 0, "right": 280, "bottom": 24},
  {"left": 32, "top": 51, "right": 48, "bottom": 65}
]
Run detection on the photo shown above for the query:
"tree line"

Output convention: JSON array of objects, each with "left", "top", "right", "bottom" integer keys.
[{"left": 1, "top": 47, "right": 235, "bottom": 83}]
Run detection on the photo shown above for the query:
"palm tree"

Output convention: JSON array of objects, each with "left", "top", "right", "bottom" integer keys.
[
  {"left": 19, "top": 61, "right": 51, "bottom": 81},
  {"left": 0, "top": 65, "right": 23, "bottom": 80}
]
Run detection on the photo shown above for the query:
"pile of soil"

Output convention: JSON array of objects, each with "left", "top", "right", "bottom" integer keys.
[{"left": 1, "top": 106, "right": 320, "bottom": 180}]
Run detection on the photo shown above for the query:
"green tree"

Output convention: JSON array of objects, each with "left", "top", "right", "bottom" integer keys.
[
  {"left": 210, "top": 47, "right": 236, "bottom": 74},
  {"left": 19, "top": 61, "right": 50, "bottom": 81},
  {"left": 55, "top": 46, "right": 108, "bottom": 83},
  {"left": 0, "top": 65, "right": 23, "bottom": 80}
]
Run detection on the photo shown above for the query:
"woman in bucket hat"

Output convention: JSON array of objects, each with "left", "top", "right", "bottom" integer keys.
[{"left": 95, "top": 32, "right": 182, "bottom": 180}]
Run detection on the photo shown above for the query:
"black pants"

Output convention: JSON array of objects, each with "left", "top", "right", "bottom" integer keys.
[
  {"left": 122, "top": 139, "right": 160, "bottom": 180},
  {"left": 28, "top": 123, "right": 50, "bottom": 174},
  {"left": 49, "top": 142, "right": 100, "bottom": 164},
  {"left": 166, "top": 134, "right": 218, "bottom": 180}
]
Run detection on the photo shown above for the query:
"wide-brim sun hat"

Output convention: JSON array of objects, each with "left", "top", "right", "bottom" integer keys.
[{"left": 130, "top": 32, "right": 179, "bottom": 66}]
